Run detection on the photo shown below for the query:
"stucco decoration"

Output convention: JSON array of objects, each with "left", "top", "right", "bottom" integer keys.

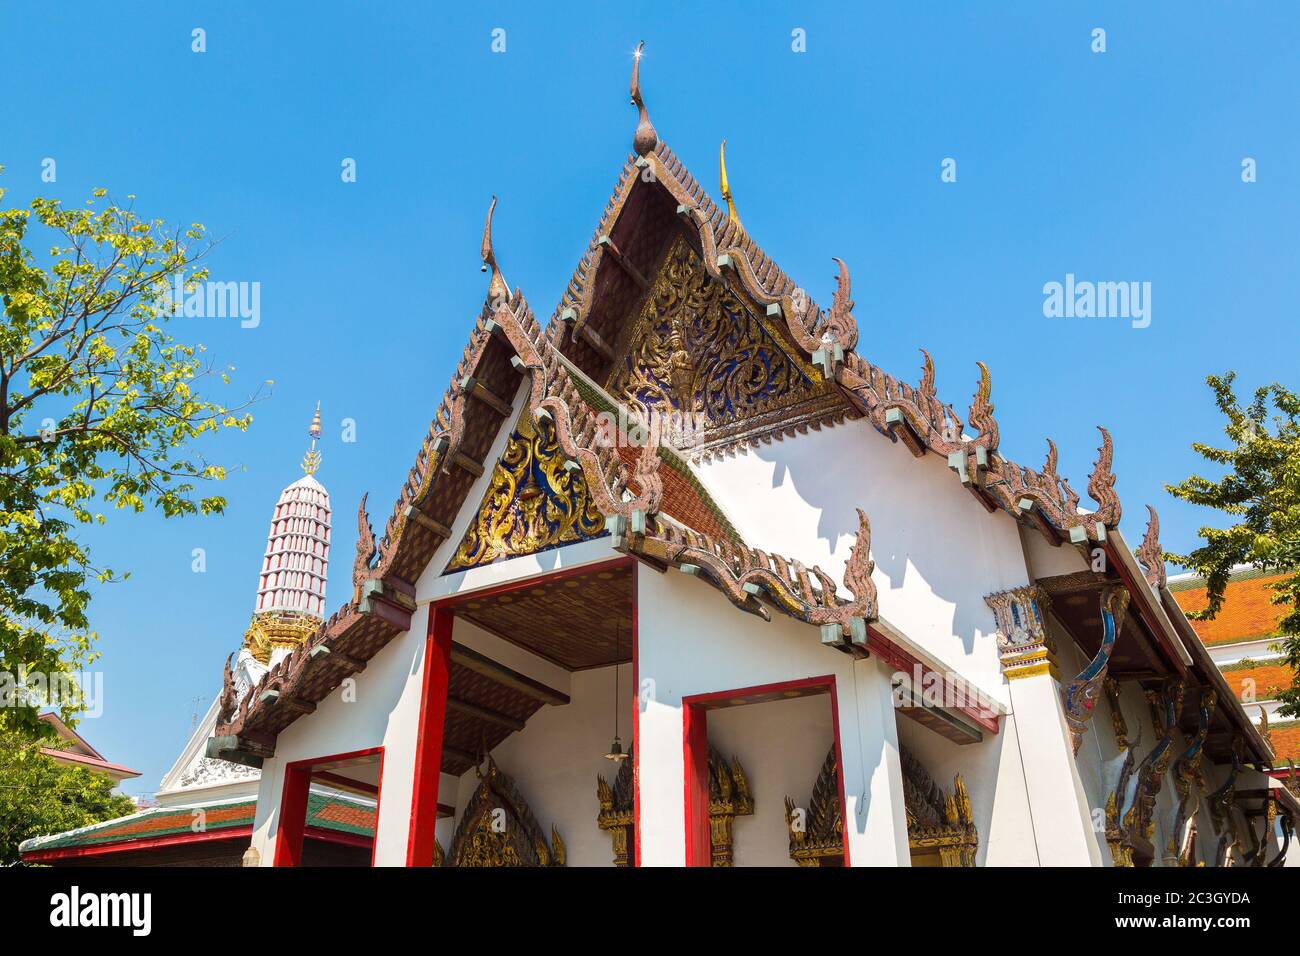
[
  {"left": 784, "top": 745, "right": 976, "bottom": 867},
  {"left": 445, "top": 412, "right": 607, "bottom": 572},
  {"left": 604, "top": 236, "right": 846, "bottom": 459},
  {"left": 984, "top": 584, "right": 1053, "bottom": 681},
  {"left": 444, "top": 756, "right": 565, "bottom": 867},
  {"left": 595, "top": 745, "right": 753, "bottom": 867}
]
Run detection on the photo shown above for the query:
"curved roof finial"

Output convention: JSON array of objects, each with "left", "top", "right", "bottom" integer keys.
[
  {"left": 719, "top": 138, "right": 743, "bottom": 229},
  {"left": 630, "top": 41, "right": 658, "bottom": 156},
  {"left": 480, "top": 195, "right": 510, "bottom": 305}
]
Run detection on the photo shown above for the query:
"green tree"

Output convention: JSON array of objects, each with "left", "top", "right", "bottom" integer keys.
[
  {"left": 1168, "top": 372, "right": 1300, "bottom": 715},
  {"left": 0, "top": 722, "right": 136, "bottom": 864},
  {"left": 0, "top": 173, "right": 257, "bottom": 736}
]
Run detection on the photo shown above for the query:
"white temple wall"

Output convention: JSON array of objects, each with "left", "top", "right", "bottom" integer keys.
[
  {"left": 894, "top": 711, "right": 1038, "bottom": 866},
  {"left": 636, "top": 561, "right": 911, "bottom": 866},
  {"left": 705, "top": 694, "right": 835, "bottom": 866},
  {"left": 692, "top": 418, "right": 1029, "bottom": 707},
  {"left": 1019, "top": 524, "right": 1092, "bottom": 579},
  {"left": 449, "top": 658, "right": 632, "bottom": 868},
  {"left": 248, "top": 604, "right": 430, "bottom": 866}
]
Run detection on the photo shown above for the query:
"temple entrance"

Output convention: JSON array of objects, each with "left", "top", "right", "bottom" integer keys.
[
  {"left": 408, "top": 557, "right": 638, "bottom": 866},
  {"left": 273, "top": 747, "right": 381, "bottom": 867},
  {"left": 682, "top": 677, "right": 845, "bottom": 867}
]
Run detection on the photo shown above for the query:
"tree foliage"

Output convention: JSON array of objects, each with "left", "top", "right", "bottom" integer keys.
[
  {"left": 1168, "top": 372, "right": 1300, "bottom": 716},
  {"left": 0, "top": 172, "right": 257, "bottom": 735},
  {"left": 0, "top": 722, "right": 136, "bottom": 865}
]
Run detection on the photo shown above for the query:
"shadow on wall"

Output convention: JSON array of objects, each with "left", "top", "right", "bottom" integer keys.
[{"left": 750, "top": 419, "right": 1015, "bottom": 658}]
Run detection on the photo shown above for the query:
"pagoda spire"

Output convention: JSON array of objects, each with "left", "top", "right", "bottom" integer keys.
[
  {"left": 629, "top": 41, "right": 658, "bottom": 156},
  {"left": 302, "top": 402, "right": 323, "bottom": 476},
  {"left": 719, "top": 139, "right": 743, "bottom": 229},
  {"left": 241, "top": 404, "right": 333, "bottom": 664}
]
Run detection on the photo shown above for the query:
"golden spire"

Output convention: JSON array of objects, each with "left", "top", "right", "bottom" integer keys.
[
  {"left": 719, "top": 139, "right": 743, "bottom": 230},
  {"left": 302, "top": 402, "right": 322, "bottom": 476}
]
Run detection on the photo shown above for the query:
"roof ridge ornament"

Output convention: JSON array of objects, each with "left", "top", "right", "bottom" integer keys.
[
  {"left": 481, "top": 195, "right": 510, "bottom": 307},
  {"left": 719, "top": 139, "right": 743, "bottom": 229},
  {"left": 1136, "top": 504, "right": 1166, "bottom": 589},
  {"left": 1087, "top": 426, "right": 1120, "bottom": 525},
  {"left": 302, "top": 401, "right": 322, "bottom": 475},
  {"left": 630, "top": 41, "right": 658, "bottom": 156}
]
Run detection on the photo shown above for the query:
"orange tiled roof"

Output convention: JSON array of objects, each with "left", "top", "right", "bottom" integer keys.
[
  {"left": 1268, "top": 722, "right": 1300, "bottom": 765},
  {"left": 1222, "top": 663, "right": 1293, "bottom": 701},
  {"left": 1171, "top": 572, "right": 1290, "bottom": 646}
]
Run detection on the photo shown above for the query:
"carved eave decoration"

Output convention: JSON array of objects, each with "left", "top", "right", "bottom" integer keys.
[
  {"left": 1109, "top": 680, "right": 1185, "bottom": 866},
  {"left": 785, "top": 745, "right": 976, "bottom": 867},
  {"left": 1061, "top": 586, "right": 1131, "bottom": 754},
  {"left": 440, "top": 756, "right": 565, "bottom": 867}
]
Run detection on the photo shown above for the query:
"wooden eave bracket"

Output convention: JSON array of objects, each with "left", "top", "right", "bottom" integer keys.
[
  {"left": 883, "top": 407, "right": 926, "bottom": 458},
  {"left": 205, "top": 733, "right": 271, "bottom": 768},
  {"left": 359, "top": 576, "right": 417, "bottom": 630},
  {"left": 597, "top": 234, "right": 649, "bottom": 289},
  {"left": 460, "top": 376, "right": 512, "bottom": 417}
]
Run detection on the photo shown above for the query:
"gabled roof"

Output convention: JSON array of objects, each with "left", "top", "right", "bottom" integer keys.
[{"left": 211, "top": 44, "right": 1146, "bottom": 758}]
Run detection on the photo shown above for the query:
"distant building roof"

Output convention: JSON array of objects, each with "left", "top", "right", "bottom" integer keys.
[
  {"left": 19, "top": 790, "right": 374, "bottom": 860},
  {"left": 38, "top": 712, "right": 140, "bottom": 782},
  {"left": 1169, "top": 569, "right": 1290, "bottom": 646}
]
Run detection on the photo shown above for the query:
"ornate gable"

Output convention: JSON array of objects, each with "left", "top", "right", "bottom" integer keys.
[
  {"left": 445, "top": 411, "right": 607, "bottom": 573},
  {"left": 604, "top": 234, "right": 848, "bottom": 458}
]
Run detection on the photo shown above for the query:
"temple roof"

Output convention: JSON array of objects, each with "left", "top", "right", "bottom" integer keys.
[
  {"left": 208, "top": 43, "right": 1195, "bottom": 763},
  {"left": 19, "top": 790, "right": 373, "bottom": 859}
]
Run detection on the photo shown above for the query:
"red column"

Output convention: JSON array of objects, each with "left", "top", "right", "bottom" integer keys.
[
  {"left": 273, "top": 762, "right": 311, "bottom": 867},
  {"left": 406, "top": 605, "right": 454, "bottom": 866},
  {"left": 682, "top": 703, "right": 711, "bottom": 867}
]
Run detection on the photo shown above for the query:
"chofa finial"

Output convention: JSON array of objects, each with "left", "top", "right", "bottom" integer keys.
[
  {"left": 480, "top": 195, "right": 510, "bottom": 305},
  {"left": 719, "top": 139, "right": 743, "bottom": 229},
  {"left": 630, "top": 41, "right": 658, "bottom": 156}
]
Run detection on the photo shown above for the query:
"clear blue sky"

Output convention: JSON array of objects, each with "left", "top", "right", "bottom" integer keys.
[{"left": 2, "top": 2, "right": 1296, "bottom": 796}]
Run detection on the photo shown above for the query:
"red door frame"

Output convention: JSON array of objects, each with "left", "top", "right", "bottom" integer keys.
[
  {"left": 406, "top": 604, "right": 454, "bottom": 866},
  {"left": 680, "top": 675, "right": 849, "bottom": 867},
  {"left": 406, "top": 555, "right": 638, "bottom": 866},
  {"left": 274, "top": 746, "right": 385, "bottom": 867}
]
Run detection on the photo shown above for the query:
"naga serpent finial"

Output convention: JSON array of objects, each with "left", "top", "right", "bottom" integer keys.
[
  {"left": 1137, "top": 504, "right": 1166, "bottom": 589},
  {"left": 480, "top": 196, "right": 510, "bottom": 306},
  {"left": 967, "top": 361, "right": 998, "bottom": 449},
  {"left": 719, "top": 138, "right": 743, "bottom": 229},
  {"left": 1086, "top": 426, "right": 1120, "bottom": 524},
  {"left": 630, "top": 41, "right": 658, "bottom": 156},
  {"left": 825, "top": 257, "right": 858, "bottom": 352}
]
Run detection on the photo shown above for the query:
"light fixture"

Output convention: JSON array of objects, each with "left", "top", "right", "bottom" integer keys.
[{"left": 605, "top": 623, "right": 629, "bottom": 761}]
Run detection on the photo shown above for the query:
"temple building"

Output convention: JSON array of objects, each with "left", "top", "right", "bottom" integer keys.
[
  {"left": 21, "top": 410, "right": 378, "bottom": 866},
  {"left": 25, "top": 45, "right": 1299, "bottom": 868}
]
